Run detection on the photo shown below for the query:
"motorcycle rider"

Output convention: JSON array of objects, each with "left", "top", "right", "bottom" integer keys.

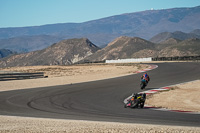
[
  {"left": 125, "top": 93, "right": 146, "bottom": 108},
  {"left": 141, "top": 73, "right": 150, "bottom": 83}
]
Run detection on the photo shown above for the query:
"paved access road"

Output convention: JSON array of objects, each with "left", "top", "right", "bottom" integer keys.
[{"left": 0, "top": 62, "right": 200, "bottom": 127}]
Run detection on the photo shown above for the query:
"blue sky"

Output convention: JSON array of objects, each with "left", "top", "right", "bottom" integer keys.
[{"left": 0, "top": 0, "right": 200, "bottom": 28}]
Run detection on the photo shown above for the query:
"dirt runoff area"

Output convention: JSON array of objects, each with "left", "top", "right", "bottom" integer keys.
[
  {"left": 0, "top": 63, "right": 200, "bottom": 133},
  {"left": 146, "top": 80, "right": 200, "bottom": 112},
  {"left": 0, "top": 63, "right": 146, "bottom": 91},
  {"left": 0, "top": 115, "right": 199, "bottom": 133}
]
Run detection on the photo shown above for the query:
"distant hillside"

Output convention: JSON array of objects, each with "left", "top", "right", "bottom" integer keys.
[
  {"left": 83, "top": 36, "right": 155, "bottom": 61},
  {"left": 84, "top": 36, "right": 200, "bottom": 62},
  {"left": 153, "top": 38, "right": 199, "bottom": 57},
  {"left": 170, "top": 38, "right": 200, "bottom": 55},
  {"left": 150, "top": 29, "right": 200, "bottom": 43},
  {"left": 0, "top": 36, "right": 200, "bottom": 67},
  {"left": 155, "top": 38, "right": 181, "bottom": 50},
  {"left": 0, "top": 6, "right": 200, "bottom": 52},
  {"left": 0, "top": 38, "right": 100, "bottom": 67},
  {"left": 0, "top": 49, "right": 16, "bottom": 58},
  {"left": 191, "top": 29, "right": 200, "bottom": 36},
  {"left": 150, "top": 37, "right": 200, "bottom": 57},
  {"left": 0, "top": 35, "right": 63, "bottom": 52}
]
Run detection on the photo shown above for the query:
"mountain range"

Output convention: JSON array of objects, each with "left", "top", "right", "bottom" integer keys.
[
  {"left": 0, "top": 35, "right": 200, "bottom": 67},
  {"left": 0, "top": 6, "right": 200, "bottom": 52},
  {"left": 150, "top": 29, "right": 200, "bottom": 43},
  {"left": 0, "top": 49, "right": 16, "bottom": 59},
  {"left": 0, "top": 35, "right": 63, "bottom": 52},
  {"left": 0, "top": 38, "right": 99, "bottom": 67},
  {"left": 83, "top": 36, "right": 200, "bottom": 62}
]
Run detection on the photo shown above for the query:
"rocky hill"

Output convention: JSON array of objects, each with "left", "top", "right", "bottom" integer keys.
[
  {"left": 190, "top": 29, "right": 200, "bottom": 36},
  {"left": 83, "top": 36, "right": 155, "bottom": 61},
  {"left": 0, "top": 38, "right": 100, "bottom": 67},
  {"left": 0, "top": 49, "right": 16, "bottom": 59},
  {"left": 150, "top": 29, "right": 200, "bottom": 43},
  {"left": 0, "top": 6, "right": 200, "bottom": 52},
  {"left": 145, "top": 38, "right": 200, "bottom": 57},
  {"left": 155, "top": 38, "right": 181, "bottom": 50},
  {"left": 84, "top": 36, "right": 200, "bottom": 62},
  {"left": 0, "top": 36, "right": 200, "bottom": 67},
  {"left": 169, "top": 38, "right": 200, "bottom": 55}
]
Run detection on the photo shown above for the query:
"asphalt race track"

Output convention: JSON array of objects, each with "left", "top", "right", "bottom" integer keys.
[{"left": 0, "top": 62, "right": 200, "bottom": 127}]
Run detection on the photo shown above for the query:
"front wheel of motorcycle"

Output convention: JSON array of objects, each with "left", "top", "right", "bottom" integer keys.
[
  {"left": 131, "top": 99, "right": 139, "bottom": 108},
  {"left": 124, "top": 104, "right": 127, "bottom": 108},
  {"left": 140, "top": 83, "right": 146, "bottom": 89}
]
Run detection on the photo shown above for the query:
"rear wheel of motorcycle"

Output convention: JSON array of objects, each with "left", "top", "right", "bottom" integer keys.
[
  {"left": 131, "top": 99, "right": 138, "bottom": 108},
  {"left": 140, "top": 102, "right": 145, "bottom": 108},
  {"left": 140, "top": 82, "right": 146, "bottom": 89}
]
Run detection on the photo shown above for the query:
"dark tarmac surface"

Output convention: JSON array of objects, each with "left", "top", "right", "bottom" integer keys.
[{"left": 0, "top": 62, "right": 200, "bottom": 127}]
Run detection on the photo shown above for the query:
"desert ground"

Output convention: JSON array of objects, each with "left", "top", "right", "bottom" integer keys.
[
  {"left": 146, "top": 80, "right": 200, "bottom": 112},
  {"left": 0, "top": 63, "right": 200, "bottom": 133},
  {"left": 0, "top": 63, "right": 147, "bottom": 91}
]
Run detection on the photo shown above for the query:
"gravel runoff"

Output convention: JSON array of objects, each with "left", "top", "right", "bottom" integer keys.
[{"left": 0, "top": 115, "right": 200, "bottom": 133}]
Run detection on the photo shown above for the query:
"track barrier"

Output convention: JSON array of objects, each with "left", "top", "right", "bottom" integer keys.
[
  {"left": 0, "top": 72, "right": 47, "bottom": 81},
  {"left": 106, "top": 58, "right": 152, "bottom": 63},
  {"left": 105, "top": 56, "right": 200, "bottom": 63},
  {"left": 152, "top": 55, "right": 200, "bottom": 61}
]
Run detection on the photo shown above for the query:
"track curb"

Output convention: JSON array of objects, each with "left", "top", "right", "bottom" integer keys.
[{"left": 135, "top": 64, "right": 158, "bottom": 73}]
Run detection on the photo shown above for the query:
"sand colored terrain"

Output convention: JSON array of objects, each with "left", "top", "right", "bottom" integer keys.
[
  {"left": 0, "top": 115, "right": 200, "bottom": 133},
  {"left": 0, "top": 63, "right": 146, "bottom": 91},
  {"left": 146, "top": 80, "right": 200, "bottom": 112},
  {"left": 0, "top": 63, "right": 200, "bottom": 132}
]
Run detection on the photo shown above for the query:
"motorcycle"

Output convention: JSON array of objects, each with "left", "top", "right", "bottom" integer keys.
[
  {"left": 124, "top": 93, "right": 146, "bottom": 108},
  {"left": 140, "top": 79, "right": 148, "bottom": 89}
]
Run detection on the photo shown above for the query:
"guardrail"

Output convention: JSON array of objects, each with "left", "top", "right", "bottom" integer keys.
[
  {"left": 0, "top": 72, "right": 47, "bottom": 81},
  {"left": 152, "top": 56, "right": 200, "bottom": 61},
  {"left": 105, "top": 56, "right": 200, "bottom": 63},
  {"left": 105, "top": 58, "right": 152, "bottom": 63},
  {"left": 75, "top": 60, "right": 105, "bottom": 64}
]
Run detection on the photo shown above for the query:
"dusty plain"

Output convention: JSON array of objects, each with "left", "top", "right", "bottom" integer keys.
[
  {"left": 0, "top": 63, "right": 200, "bottom": 133},
  {"left": 0, "top": 63, "right": 146, "bottom": 91},
  {"left": 146, "top": 80, "right": 200, "bottom": 112}
]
